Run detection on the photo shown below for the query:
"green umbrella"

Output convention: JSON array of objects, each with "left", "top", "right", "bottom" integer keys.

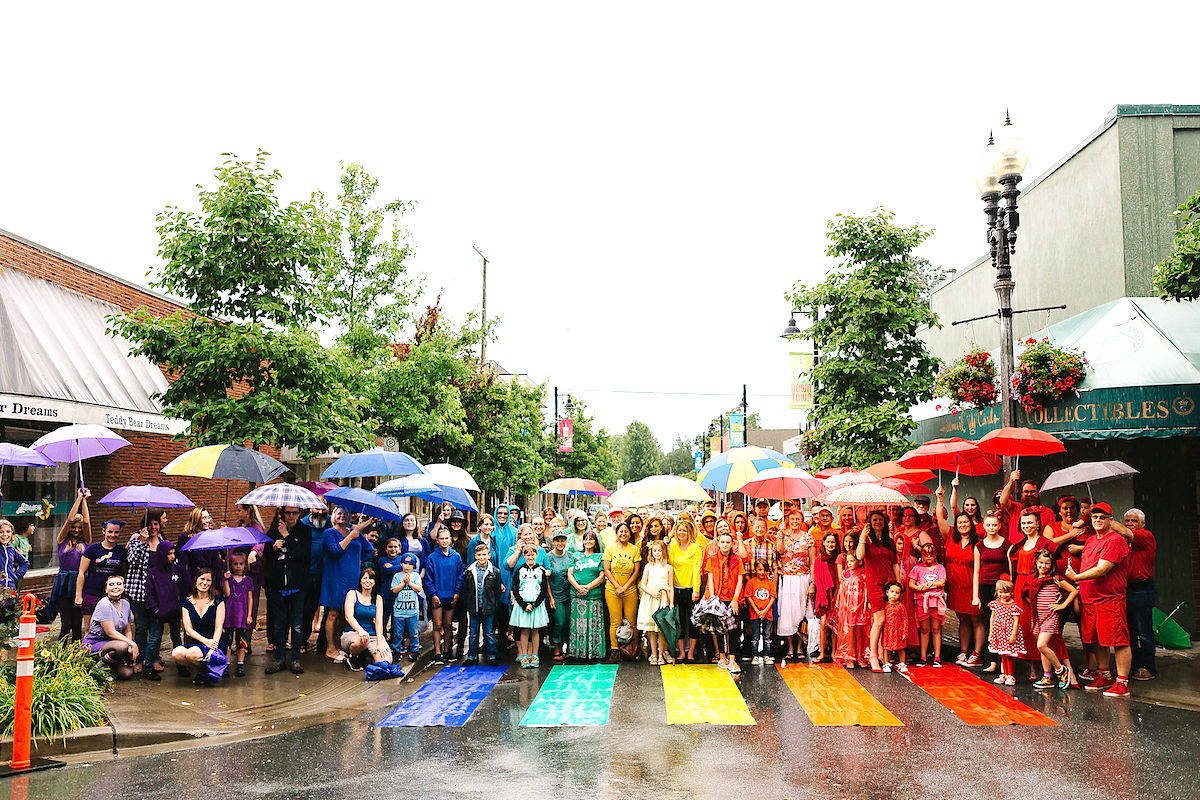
[
  {"left": 652, "top": 605, "right": 680, "bottom": 657},
  {"left": 1153, "top": 603, "right": 1191, "bottom": 649}
]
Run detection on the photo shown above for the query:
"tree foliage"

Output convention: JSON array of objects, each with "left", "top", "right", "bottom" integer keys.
[
  {"left": 551, "top": 398, "right": 620, "bottom": 487},
  {"left": 620, "top": 420, "right": 664, "bottom": 483},
  {"left": 1154, "top": 191, "right": 1200, "bottom": 301},
  {"left": 786, "top": 208, "right": 941, "bottom": 469},
  {"left": 662, "top": 435, "right": 697, "bottom": 476}
]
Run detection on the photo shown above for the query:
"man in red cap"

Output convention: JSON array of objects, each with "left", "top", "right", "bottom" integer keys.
[{"left": 1066, "top": 502, "right": 1133, "bottom": 697}]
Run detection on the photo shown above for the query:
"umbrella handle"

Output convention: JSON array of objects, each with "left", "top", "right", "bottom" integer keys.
[{"left": 79, "top": 459, "right": 86, "bottom": 492}]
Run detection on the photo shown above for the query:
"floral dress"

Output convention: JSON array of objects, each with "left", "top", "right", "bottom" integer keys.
[{"left": 568, "top": 552, "right": 607, "bottom": 659}]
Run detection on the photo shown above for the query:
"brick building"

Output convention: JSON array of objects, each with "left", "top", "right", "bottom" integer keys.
[{"left": 0, "top": 228, "right": 276, "bottom": 584}]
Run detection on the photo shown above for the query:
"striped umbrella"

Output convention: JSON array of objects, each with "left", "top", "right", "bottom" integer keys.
[
  {"left": 737, "top": 467, "right": 826, "bottom": 500},
  {"left": 697, "top": 446, "right": 794, "bottom": 493},
  {"left": 238, "top": 483, "right": 326, "bottom": 509},
  {"left": 539, "top": 478, "right": 610, "bottom": 496}
]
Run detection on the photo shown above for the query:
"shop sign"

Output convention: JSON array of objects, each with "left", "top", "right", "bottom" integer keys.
[
  {"left": 0, "top": 393, "right": 187, "bottom": 435},
  {"left": 0, "top": 500, "right": 71, "bottom": 518},
  {"left": 914, "top": 384, "right": 1200, "bottom": 442}
]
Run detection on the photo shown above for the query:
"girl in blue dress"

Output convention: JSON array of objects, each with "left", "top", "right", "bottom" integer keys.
[{"left": 510, "top": 545, "right": 553, "bottom": 668}]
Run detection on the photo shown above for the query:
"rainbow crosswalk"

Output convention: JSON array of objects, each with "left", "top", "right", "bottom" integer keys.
[{"left": 374, "top": 662, "right": 1058, "bottom": 728}]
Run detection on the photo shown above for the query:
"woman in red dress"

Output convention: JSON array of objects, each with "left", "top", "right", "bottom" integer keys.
[
  {"left": 855, "top": 510, "right": 899, "bottom": 672},
  {"left": 1010, "top": 509, "right": 1067, "bottom": 680},
  {"left": 937, "top": 491, "right": 983, "bottom": 666}
]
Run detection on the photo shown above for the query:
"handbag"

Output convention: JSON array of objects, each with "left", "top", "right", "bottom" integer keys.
[{"left": 615, "top": 619, "right": 635, "bottom": 644}]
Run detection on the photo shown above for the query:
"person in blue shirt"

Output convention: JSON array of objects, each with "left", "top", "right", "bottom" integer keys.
[
  {"left": 320, "top": 507, "right": 375, "bottom": 662},
  {"left": 302, "top": 507, "right": 330, "bottom": 654},
  {"left": 425, "top": 529, "right": 464, "bottom": 663},
  {"left": 467, "top": 513, "right": 499, "bottom": 568},
  {"left": 390, "top": 554, "right": 423, "bottom": 660},
  {"left": 377, "top": 538, "right": 404, "bottom": 643}
]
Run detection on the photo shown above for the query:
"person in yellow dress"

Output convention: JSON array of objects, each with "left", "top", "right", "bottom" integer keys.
[{"left": 602, "top": 522, "right": 641, "bottom": 662}]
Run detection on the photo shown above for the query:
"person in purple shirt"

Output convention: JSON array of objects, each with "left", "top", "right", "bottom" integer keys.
[
  {"left": 83, "top": 575, "right": 137, "bottom": 680},
  {"left": 42, "top": 489, "right": 91, "bottom": 635},
  {"left": 75, "top": 519, "right": 127, "bottom": 632},
  {"left": 145, "top": 542, "right": 189, "bottom": 678}
]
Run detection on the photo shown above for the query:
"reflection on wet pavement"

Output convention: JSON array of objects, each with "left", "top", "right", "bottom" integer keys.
[{"left": 12, "top": 662, "right": 1200, "bottom": 800}]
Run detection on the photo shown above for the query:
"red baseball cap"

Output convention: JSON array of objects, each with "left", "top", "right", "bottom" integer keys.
[{"left": 1091, "top": 502, "right": 1113, "bottom": 515}]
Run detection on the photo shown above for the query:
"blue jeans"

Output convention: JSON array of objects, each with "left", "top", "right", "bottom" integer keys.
[
  {"left": 393, "top": 615, "right": 420, "bottom": 654},
  {"left": 749, "top": 619, "right": 773, "bottom": 658},
  {"left": 146, "top": 614, "right": 182, "bottom": 668},
  {"left": 1127, "top": 582, "right": 1157, "bottom": 675},
  {"left": 468, "top": 613, "right": 496, "bottom": 658}
]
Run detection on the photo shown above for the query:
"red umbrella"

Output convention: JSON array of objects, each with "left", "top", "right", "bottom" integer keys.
[
  {"left": 898, "top": 438, "right": 1000, "bottom": 478},
  {"left": 866, "top": 460, "right": 936, "bottom": 483},
  {"left": 880, "top": 477, "right": 935, "bottom": 497},
  {"left": 815, "top": 466, "right": 854, "bottom": 479},
  {"left": 977, "top": 427, "right": 1065, "bottom": 469}
]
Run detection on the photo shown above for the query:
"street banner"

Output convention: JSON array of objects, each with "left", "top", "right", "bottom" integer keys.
[
  {"left": 728, "top": 412, "right": 745, "bottom": 448},
  {"left": 709, "top": 436, "right": 720, "bottom": 461},
  {"left": 557, "top": 418, "right": 574, "bottom": 453},
  {"left": 789, "top": 352, "right": 814, "bottom": 410},
  {"left": 693, "top": 450, "right": 703, "bottom": 471}
]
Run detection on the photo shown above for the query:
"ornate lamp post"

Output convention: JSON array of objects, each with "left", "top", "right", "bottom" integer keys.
[{"left": 976, "top": 113, "right": 1029, "bottom": 439}]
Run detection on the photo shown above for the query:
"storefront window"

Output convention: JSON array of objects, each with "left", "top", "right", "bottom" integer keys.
[{"left": 0, "top": 424, "right": 73, "bottom": 571}]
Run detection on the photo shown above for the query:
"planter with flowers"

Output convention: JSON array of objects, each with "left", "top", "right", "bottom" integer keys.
[
  {"left": 1011, "top": 337, "right": 1087, "bottom": 412},
  {"left": 934, "top": 348, "right": 998, "bottom": 413}
]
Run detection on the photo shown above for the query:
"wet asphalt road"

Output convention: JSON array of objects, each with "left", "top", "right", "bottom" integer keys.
[{"left": 12, "top": 662, "right": 1200, "bottom": 800}]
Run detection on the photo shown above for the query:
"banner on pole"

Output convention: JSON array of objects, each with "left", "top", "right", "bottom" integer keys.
[
  {"left": 789, "top": 352, "right": 814, "bottom": 410},
  {"left": 709, "top": 437, "right": 720, "bottom": 461},
  {"left": 728, "top": 412, "right": 745, "bottom": 449},
  {"left": 557, "top": 418, "right": 574, "bottom": 453},
  {"left": 693, "top": 450, "right": 703, "bottom": 471}
]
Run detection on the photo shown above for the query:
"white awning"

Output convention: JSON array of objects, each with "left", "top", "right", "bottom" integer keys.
[{"left": 0, "top": 267, "right": 178, "bottom": 428}]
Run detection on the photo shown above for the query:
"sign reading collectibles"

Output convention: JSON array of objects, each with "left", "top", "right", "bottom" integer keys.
[{"left": 914, "top": 385, "right": 1200, "bottom": 442}]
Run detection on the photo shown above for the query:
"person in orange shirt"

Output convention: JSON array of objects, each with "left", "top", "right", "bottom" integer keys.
[
  {"left": 744, "top": 560, "right": 777, "bottom": 665},
  {"left": 696, "top": 531, "right": 744, "bottom": 674}
]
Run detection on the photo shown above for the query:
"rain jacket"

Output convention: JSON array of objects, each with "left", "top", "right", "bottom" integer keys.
[
  {"left": 493, "top": 505, "right": 520, "bottom": 606},
  {"left": 0, "top": 545, "right": 29, "bottom": 590},
  {"left": 424, "top": 546, "right": 465, "bottom": 601},
  {"left": 564, "top": 510, "right": 595, "bottom": 554}
]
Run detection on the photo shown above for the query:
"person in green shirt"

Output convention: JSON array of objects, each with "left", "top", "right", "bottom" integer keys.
[
  {"left": 546, "top": 531, "right": 575, "bottom": 661},
  {"left": 13, "top": 520, "right": 34, "bottom": 561},
  {"left": 567, "top": 530, "right": 607, "bottom": 661}
]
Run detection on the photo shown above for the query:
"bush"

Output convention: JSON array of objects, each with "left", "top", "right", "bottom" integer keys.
[{"left": 0, "top": 640, "right": 110, "bottom": 743}]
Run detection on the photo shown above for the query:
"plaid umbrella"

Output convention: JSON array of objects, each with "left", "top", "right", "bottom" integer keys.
[{"left": 238, "top": 483, "right": 327, "bottom": 509}]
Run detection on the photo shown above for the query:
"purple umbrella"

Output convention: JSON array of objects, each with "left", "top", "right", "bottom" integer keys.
[
  {"left": 0, "top": 443, "right": 56, "bottom": 503},
  {"left": 179, "top": 526, "right": 273, "bottom": 552},
  {"left": 296, "top": 480, "right": 338, "bottom": 496},
  {"left": 99, "top": 485, "right": 195, "bottom": 509},
  {"left": 33, "top": 424, "right": 130, "bottom": 490}
]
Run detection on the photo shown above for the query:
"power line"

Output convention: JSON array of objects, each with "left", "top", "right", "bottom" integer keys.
[{"left": 568, "top": 387, "right": 791, "bottom": 398}]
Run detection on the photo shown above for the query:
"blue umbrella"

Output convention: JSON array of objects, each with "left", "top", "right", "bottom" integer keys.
[
  {"left": 320, "top": 448, "right": 426, "bottom": 480},
  {"left": 324, "top": 486, "right": 404, "bottom": 522},
  {"left": 376, "top": 476, "right": 479, "bottom": 513}
]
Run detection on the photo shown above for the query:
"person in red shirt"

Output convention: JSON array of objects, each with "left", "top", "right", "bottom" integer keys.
[
  {"left": 699, "top": 531, "right": 744, "bottom": 674},
  {"left": 744, "top": 560, "right": 777, "bottom": 665},
  {"left": 1066, "top": 502, "right": 1133, "bottom": 697},
  {"left": 999, "top": 470, "right": 1056, "bottom": 545},
  {"left": 1117, "top": 508, "right": 1156, "bottom": 681},
  {"left": 856, "top": 510, "right": 900, "bottom": 672}
]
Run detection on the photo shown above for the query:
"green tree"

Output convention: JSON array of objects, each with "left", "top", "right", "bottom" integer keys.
[
  {"left": 465, "top": 380, "right": 552, "bottom": 495},
  {"left": 110, "top": 152, "right": 373, "bottom": 458},
  {"left": 662, "top": 435, "right": 697, "bottom": 476},
  {"left": 325, "top": 163, "right": 421, "bottom": 349},
  {"left": 620, "top": 420, "right": 664, "bottom": 482},
  {"left": 1154, "top": 191, "right": 1200, "bottom": 300},
  {"left": 786, "top": 208, "right": 941, "bottom": 469}
]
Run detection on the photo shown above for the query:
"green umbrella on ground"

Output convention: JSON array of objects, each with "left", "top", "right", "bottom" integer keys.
[
  {"left": 1153, "top": 603, "right": 1191, "bottom": 649},
  {"left": 652, "top": 605, "right": 680, "bottom": 657}
]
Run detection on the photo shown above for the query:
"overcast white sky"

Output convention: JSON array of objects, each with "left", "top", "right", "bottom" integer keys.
[{"left": 3, "top": 3, "right": 1198, "bottom": 451}]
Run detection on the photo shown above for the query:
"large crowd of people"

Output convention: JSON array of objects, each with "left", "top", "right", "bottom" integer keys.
[{"left": 2, "top": 469, "right": 1158, "bottom": 699}]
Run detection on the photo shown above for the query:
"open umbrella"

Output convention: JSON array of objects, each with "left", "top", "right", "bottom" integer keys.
[
  {"left": 879, "top": 478, "right": 935, "bottom": 497},
  {"left": 608, "top": 476, "right": 710, "bottom": 507},
  {"left": 865, "top": 461, "right": 936, "bottom": 483},
  {"left": 897, "top": 438, "right": 1000, "bottom": 482},
  {"left": 821, "top": 483, "right": 910, "bottom": 507},
  {"left": 1038, "top": 460, "right": 1139, "bottom": 502},
  {"left": 179, "top": 526, "right": 273, "bottom": 551},
  {"left": 324, "top": 486, "right": 404, "bottom": 521},
  {"left": 238, "top": 483, "right": 327, "bottom": 509},
  {"left": 0, "top": 443, "right": 56, "bottom": 504},
  {"left": 98, "top": 485, "right": 195, "bottom": 509},
  {"left": 738, "top": 467, "right": 826, "bottom": 500},
  {"left": 376, "top": 475, "right": 478, "bottom": 513},
  {"left": 820, "top": 471, "right": 880, "bottom": 491},
  {"left": 815, "top": 467, "right": 854, "bottom": 478},
  {"left": 698, "top": 446, "right": 793, "bottom": 493},
  {"left": 296, "top": 480, "right": 338, "bottom": 496},
  {"left": 421, "top": 463, "right": 481, "bottom": 493},
  {"left": 161, "top": 444, "right": 288, "bottom": 483},
  {"left": 320, "top": 448, "right": 425, "bottom": 480},
  {"left": 540, "top": 478, "right": 610, "bottom": 496},
  {"left": 977, "top": 427, "right": 1065, "bottom": 469},
  {"left": 33, "top": 424, "right": 130, "bottom": 490}
]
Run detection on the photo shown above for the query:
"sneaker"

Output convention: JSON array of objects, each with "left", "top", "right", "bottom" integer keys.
[
  {"left": 962, "top": 654, "right": 981, "bottom": 668},
  {"left": 1077, "top": 668, "right": 1097, "bottom": 682},
  {"left": 764, "top": 656, "right": 774, "bottom": 665},
  {"left": 1085, "top": 675, "right": 1115, "bottom": 693},
  {"left": 717, "top": 656, "right": 729, "bottom": 670},
  {"left": 1103, "top": 681, "right": 1130, "bottom": 697},
  {"left": 1004, "top": 675, "right": 1016, "bottom": 686},
  {"left": 530, "top": 656, "right": 540, "bottom": 668},
  {"left": 1056, "top": 667, "right": 1070, "bottom": 690},
  {"left": 727, "top": 661, "right": 742, "bottom": 675},
  {"left": 1033, "top": 676, "right": 1055, "bottom": 690},
  {"left": 994, "top": 674, "right": 1007, "bottom": 684},
  {"left": 751, "top": 656, "right": 763, "bottom": 666},
  {"left": 954, "top": 652, "right": 967, "bottom": 665},
  {"left": 235, "top": 664, "right": 246, "bottom": 678},
  {"left": 264, "top": 660, "right": 287, "bottom": 675},
  {"left": 143, "top": 669, "right": 162, "bottom": 681},
  {"left": 896, "top": 662, "right": 909, "bottom": 674},
  {"left": 882, "top": 663, "right": 892, "bottom": 673},
  {"left": 290, "top": 661, "right": 305, "bottom": 675},
  {"left": 1132, "top": 668, "right": 1156, "bottom": 681},
  {"left": 407, "top": 652, "right": 418, "bottom": 663},
  {"left": 932, "top": 659, "right": 941, "bottom": 668}
]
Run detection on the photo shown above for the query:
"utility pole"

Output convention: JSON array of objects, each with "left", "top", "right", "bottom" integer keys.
[
  {"left": 742, "top": 384, "right": 749, "bottom": 447},
  {"left": 473, "top": 244, "right": 488, "bottom": 370}
]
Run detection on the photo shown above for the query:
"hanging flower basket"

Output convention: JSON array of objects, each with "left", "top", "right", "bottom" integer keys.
[
  {"left": 934, "top": 348, "right": 998, "bottom": 412},
  {"left": 1011, "top": 337, "right": 1087, "bottom": 412}
]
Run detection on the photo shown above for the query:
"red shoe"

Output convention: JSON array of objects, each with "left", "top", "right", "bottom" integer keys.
[
  {"left": 1084, "top": 674, "right": 1114, "bottom": 692},
  {"left": 1102, "top": 681, "right": 1130, "bottom": 698}
]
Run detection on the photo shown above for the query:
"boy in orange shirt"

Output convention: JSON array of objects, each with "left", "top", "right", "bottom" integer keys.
[{"left": 745, "top": 560, "right": 778, "bottom": 665}]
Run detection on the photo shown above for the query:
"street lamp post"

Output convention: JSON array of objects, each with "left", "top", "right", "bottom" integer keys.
[{"left": 978, "top": 113, "right": 1028, "bottom": 473}]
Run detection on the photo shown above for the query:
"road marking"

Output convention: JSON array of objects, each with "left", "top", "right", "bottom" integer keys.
[
  {"left": 777, "top": 663, "right": 903, "bottom": 726},
  {"left": 661, "top": 664, "right": 755, "bottom": 725},
  {"left": 904, "top": 665, "right": 1059, "bottom": 725},
  {"left": 375, "top": 665, "right": 508, "bottom": 727},
  {"left": 519, "top": 664, "right": 619, "bottom": 727}
]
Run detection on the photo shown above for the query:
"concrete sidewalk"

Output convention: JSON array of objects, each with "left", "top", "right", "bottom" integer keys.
[{"left": 2, "top": 627, "right": 438, "bottom": 762}]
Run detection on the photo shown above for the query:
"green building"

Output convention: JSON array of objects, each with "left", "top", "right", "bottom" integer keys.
[{"left": 917, "top": 105, "right": 1200, "bottom": 633}]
